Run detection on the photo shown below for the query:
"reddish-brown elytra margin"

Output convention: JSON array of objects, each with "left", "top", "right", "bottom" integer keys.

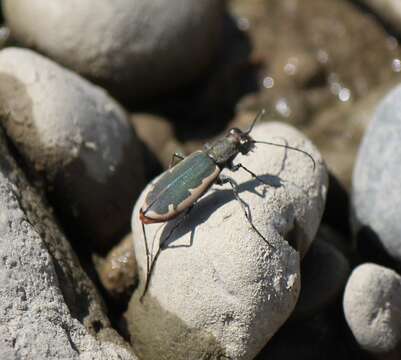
[{"left": 138, "top": 109, "right": 316, "bottom": 301}]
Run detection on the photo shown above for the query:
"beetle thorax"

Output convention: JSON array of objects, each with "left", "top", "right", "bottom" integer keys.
[
  {"left": 205, "top": 127, "right": 255, "bottom": 167},
  {"left": 206, "top": 137, "right": 239, "bottom": 166}
]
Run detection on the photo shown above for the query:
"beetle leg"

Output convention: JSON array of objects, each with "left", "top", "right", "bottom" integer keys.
[
  {"left": 141, "top": 222, "right": 151, "bottom": 280},
  {"left": 218, "top": 174, "right": 275, "bottom": 249},
  {"left": 169, "top": 152, "right": 185, "bottom": 168},
  {"left": 140, "top": 205, "right": 194, "bottom": 302},
  {"left": 229, "top": 162, "right": 269, "bottom": 187}
]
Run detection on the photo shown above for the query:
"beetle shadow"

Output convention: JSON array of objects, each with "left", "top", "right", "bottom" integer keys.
[{"left": 156, "top": 173, "right": 283, "bottom": 252}]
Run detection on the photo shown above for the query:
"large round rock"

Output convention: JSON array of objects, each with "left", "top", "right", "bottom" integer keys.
[
  {"left": 3, "top": 0, "right": 224, "bottom": 100},
  {"left": 343, "top": 263, "right": 401, "bottom": 358},
  {"left": 0, "top": 47, "right": 144, "bottom": 252},
  {"left": 128, "top": 122, "right": 328, "bottom": 360},
  {"left": 352, "top": 84, "right": 401, "bottom": 265}
]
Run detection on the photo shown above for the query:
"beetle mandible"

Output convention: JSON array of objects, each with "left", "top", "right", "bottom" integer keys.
[{"left": 138, "top": 109, "right": 315, "bottom": 301}]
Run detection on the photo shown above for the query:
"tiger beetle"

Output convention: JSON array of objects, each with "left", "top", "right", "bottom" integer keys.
[{"left": 139, "top": 109, "right": 315, "bottom": 301}]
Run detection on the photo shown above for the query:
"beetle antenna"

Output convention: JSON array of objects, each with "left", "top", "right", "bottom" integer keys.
[
  {"left": 245, "top": 109, "right": 266, "bottom": 134},
  {"left": 253, "top": 140, "right": 316, "bottom": 170}
]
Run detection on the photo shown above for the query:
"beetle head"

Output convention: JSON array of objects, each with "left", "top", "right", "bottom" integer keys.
[
  {"left": 225, "top": 109, "right": 316, "bottom": 170},
  {"left": 227, "top": 127, "right": 255, "bottom": 155},
  {"left": 226, "top": 109, "right": 266, "bottom": 155}
]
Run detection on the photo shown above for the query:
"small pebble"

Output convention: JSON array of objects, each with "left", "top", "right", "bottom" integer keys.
[
  {"left": 343, "top": 263, "right": 401, "bottom": 358},
  {"left": 95, "top": 233, "right": 138, "bottom": 303}
]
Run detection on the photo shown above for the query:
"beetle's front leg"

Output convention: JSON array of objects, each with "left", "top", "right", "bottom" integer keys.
[
  {"left": 217, "top": 174, "right": 274, "bottom": 249},
  {"left": 217, "top": 174, "right": 249, "bottom": 217},
  {"left": 228, "top": 162, "right": 269, "bottom": 187}
]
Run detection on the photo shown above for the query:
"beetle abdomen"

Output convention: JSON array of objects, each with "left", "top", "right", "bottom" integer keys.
[{"left": 140, "top": 151, "right": 220, "bottom": 223}]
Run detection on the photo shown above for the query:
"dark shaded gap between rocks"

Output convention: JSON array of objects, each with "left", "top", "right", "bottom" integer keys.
[
  {"left": 355, "top": 225, "right": 401, "bottom": 273},
  {"left": 255, "top": 301, "right": 368, "bottom": 360},
  {"left": 322, "top": 172, "right": 351, "bottom": 238},
  {"left": 349, "top": 0, "right": 401, "bottom": 41}
]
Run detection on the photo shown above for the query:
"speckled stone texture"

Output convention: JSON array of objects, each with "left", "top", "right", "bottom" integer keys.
[
  {"left": 343, "top": 263, "right": 401, "bottom": 359},
  {"left": 0, "top": 128, "right": 137, "bottom": 359}
]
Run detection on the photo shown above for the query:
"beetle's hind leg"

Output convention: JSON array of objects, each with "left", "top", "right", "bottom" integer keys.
[
  {"left": 140, "top": 206, "right": 194, "bottom": 302},
  {"left": 141, "top": 222, "right": 151, "bottom": 282},
  {"left": 217, "top": 174, "right": 275, "bottom": 249}
]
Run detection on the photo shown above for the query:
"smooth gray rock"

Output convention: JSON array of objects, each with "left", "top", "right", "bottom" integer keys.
[
  {"left": 292, "top": 229, "right": 350, "bottom": 320},
  {"left": 343, "top": 263, "right": 401, "bottom": 358},
  {"left": 306, "top": 82, "right": 396, "bottom": 190},
  {"left": 352, "top": 84, "right": 401, "bottom": 265},
  {"left": 0, "top": 128, "right": 137, "bottom": 359},
  {"left": 0, "top": 47, "right": 144, "bottom": 252},
  {"left": 128, "top": 122, "right": 328, "bottom": 360},
  {"left": 3, "top": 0, "right": 224, "bottom": 100}
]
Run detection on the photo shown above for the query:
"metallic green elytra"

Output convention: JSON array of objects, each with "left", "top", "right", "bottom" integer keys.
[{"left": 140, "top": 151, "right": 220, "bottom": 223}]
